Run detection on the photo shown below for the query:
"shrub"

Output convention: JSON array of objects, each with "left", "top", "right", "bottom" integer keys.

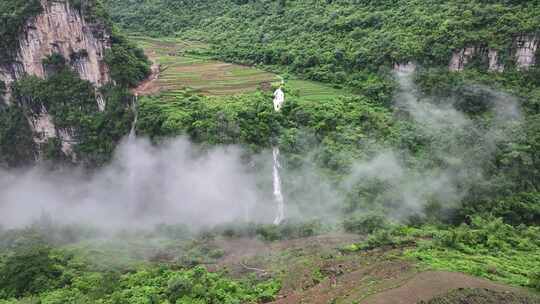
[
  {"left": 0, "top": 0, "right": 42, "bottom": 59},
  {"left": 0, "top": 106, "right": 36, "bottom": 166},
  {"left": 154, "top": 223, "right": 191, "bottom": 240},
  {"left": 105, "top": 31, "right": 151, "bottom": 88},
  {"left": 0, "top": 244, "right": 63, "bottom": 298},
  {"left": 256, "top": 220, "right": 323, "bottom": 242},
  {"left": 42, "top": 53, "right": 67, "bottom": 76},
  {"left": 529, "top": 272, "right": 540, "bottom": 291},
  {"left": 343, "top": 213, "right": 391, "bottom": 235}
]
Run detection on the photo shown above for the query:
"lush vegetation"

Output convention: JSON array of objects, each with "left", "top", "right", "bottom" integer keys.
[
  {"left": 1, "top": 0, "right": 540, "bottom": 302},
  {"left": 138, "top": 87, "right": 394, "bottom": 168},
  {"left": 407, "top": 217, "right": 540, "bottom": 288},
  {"left": 107, "top": 1, "right": 540, "bottom": 224},
  {"left": 342, "top": 216, "right": 540, "bottom": 290},
  {"left": 68, "top": 0, "right": 111, "bottom": 24},
  {"left": 0, "top": 229, "right": 280, "bottom": 304},
  {"left": 0, "top": 106, "right": 36, "bottom": 167},
  {"left": 136, "top": 73, "right": 540, "bottom": 225},
  {"left": 0, "top": 0, "right": 42, "bottom": 60},
  {"left": 107, "top": 0, "right": 540, "bottom": 89},
  {"left": 105, "top": 32, "right": 151, "bottom": 88}
]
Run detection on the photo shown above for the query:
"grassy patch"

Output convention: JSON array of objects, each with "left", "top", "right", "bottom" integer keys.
[
  {"left": 287, "top": 79, "right": 351, "bottom": 103},
  {"left": 344, "top": 217, "right": 540, "bottom": 290},
  {"left": 406, "top": 240, "right": 540, "bottom": 288}
]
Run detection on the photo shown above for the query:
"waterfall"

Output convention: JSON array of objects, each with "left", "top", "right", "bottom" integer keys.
[
  {"left": 272, "top": 83, "right": 285, "bottom": 225},
  {"left": 272, "top": 146, "right": 285, "bottom": 225},
  {"left": 129, "top": 94, "right": 138, "bottom": 141}
]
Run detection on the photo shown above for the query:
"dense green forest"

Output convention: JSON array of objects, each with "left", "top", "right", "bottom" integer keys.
[
  {"left": 107, "top": 0, "right": 540, "bottom": 87},
  {"left": 0, "top": 0, "right": 540, "bottom": 303}
]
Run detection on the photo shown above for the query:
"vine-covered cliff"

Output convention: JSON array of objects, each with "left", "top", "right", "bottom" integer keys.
[
  {"left": 0, "top": 0, "right": 111, "bottom": 102},
  {"left": 0, "top": 0, "right": 150, "bottom": 166}
]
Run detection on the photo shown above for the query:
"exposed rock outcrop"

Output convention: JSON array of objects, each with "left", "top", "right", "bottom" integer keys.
[
  {"left": 25, "top": 105, "right": 78, "bottom": 160},
  {"left": 0, "top": 0, "right": 112, "bottom": 159},
  {"left": 0, "top": 63, "right": 25, "bottom": 105},
  {"left": 448, "top": 47, "right": 504, "bottom": 72},
  {"left": 393, "top": 62, "right": 417, "bottom": 74},
  {"left": 448, "top": 34, "right": 538, "bottom": 72},
  {"left": 28, "top": 107, "right": 56, "bottom": 146},
  {"left": 514, "top": 34, "right": 539, "bottom": 70},
  {"left": 449, "top": 47, "right": 478, "bottom": 72},
  {"left": 487, "top": 49, "right": 504, "bottom": 72},
  {"left": 8, "top": 0, "right": 111, "bottom": 89}
]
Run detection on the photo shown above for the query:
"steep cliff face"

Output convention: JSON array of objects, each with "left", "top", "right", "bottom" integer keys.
[
  {"left": 0, "top": 0, "right": 110, "bottom": 105},
  {"left": 514, "top": 35, "right": 539, "bottom": 70},
  {"left": 393, "top": 62, "right": 417, "bottom": 74},
  {"left": 0, "top": 0, "right": 112, "bottom": 160},
  {"left": 448, "top": 34, "right": 539, "bottom": 72},
  {"left": 448, "top": 47, "right": 504, "bottom": 72}
]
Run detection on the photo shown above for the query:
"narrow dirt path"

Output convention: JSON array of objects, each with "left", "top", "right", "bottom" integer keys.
[{"left": 132, "top": 62, "right": 161, "bottom": 96}]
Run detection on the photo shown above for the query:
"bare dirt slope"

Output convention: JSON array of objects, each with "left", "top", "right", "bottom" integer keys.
[
  {"left": 363, "top": 271, "right": 524, "bottom": 304},
  {"left": 420, "top": 288, "right": 540, "bottom": 304},
  {"left": 271, "top": 268, "right": 527, "bottom": 304},
  {"left": 149, "top": 232, "right": 535, "bottom": 304},
  {"left": 214, "top": 234, "right": 531, "bottom": 304}
]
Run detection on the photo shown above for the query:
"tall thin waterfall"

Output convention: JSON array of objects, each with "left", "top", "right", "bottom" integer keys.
[
  {"left": 129, "top": 94, "right": 138, "bottom": 141},
  {"left": 126, "top": 93, "right": 139, "bottom": 218},
  {"left": 272, "top": 146, "right": 285, "bottom": 225},
  {"left": 272, "top": 84, "right": 285, "bottom": 225}
]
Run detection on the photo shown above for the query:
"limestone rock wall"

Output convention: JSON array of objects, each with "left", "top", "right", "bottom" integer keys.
[
  {"left": 14, "top": 0, "right": 110, "bottom": 87},
  {"left": 488, "top": 49, "right": 504, "bottom": 72},
  {"left": 0, "top": 0, "right": 112, "bottom": 159},
  {"left": 393, "top": 62, "right": 417, "bottom": 74},
  {"left": 448, "top": 34, "right": 538, "bottom": 72},
  {"left": 448, "top": 47, "right": 503, "bottom": 72},
  {"left": 449, "top": 47, "right": 478, "bottom": 72},
  {"left": 514, "top": 35, "right": 539, "bottom": 70}
]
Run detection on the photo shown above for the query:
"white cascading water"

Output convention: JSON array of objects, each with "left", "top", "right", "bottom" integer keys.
[
  {"left": 272, "top": 146, "right": 285, "bottom": 225},
  {"left": 129, "top": 94, "right": 138, "bottom": 141},
  {"left": 126, "top": 93, "right": 140, "bottom": 221},
  {"left": 272, "top": 82, "right": 285, "bottom": 225}
]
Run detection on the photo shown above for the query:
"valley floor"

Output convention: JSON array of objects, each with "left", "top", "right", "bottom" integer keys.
[{"left": 198, "top": 233, "right": 537, "bottom": 304}]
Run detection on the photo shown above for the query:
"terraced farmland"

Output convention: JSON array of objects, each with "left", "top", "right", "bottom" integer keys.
[
  {"left": 132, "top": 36, "right": 280, "bottom": 96},
  {"left": 132, "top": 36, "right": 354, "bottom": 103}
]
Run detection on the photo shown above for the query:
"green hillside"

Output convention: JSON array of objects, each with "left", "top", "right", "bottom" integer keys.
[
  {"left": 0, "top": 1, "right": 539, "bottom": 303},
  {"left": 107, "top": 0, "right": 540, "bottom": 88},
  {"left": 104, "top": 0, "right": 540, "bottom": 223}
]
